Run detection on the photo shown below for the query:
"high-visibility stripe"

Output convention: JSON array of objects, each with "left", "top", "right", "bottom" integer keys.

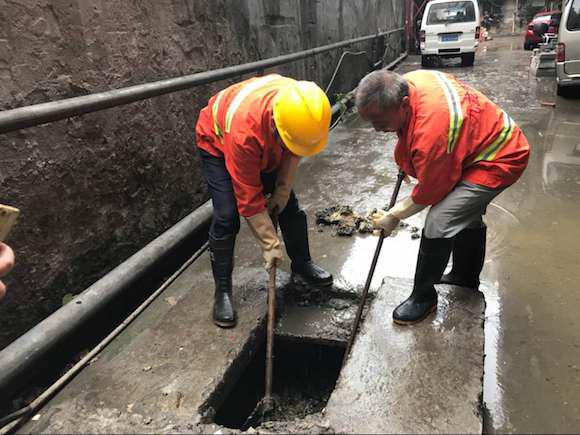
[
  {"left": 431, "top": 71, "right": 464, "bottom": 153},
  {"left": 224, "top": 75, "right": 280, "bottom": 133},
  {"left": 474, "top": 111, "right": 514, "bottom": 162},
  {"left": 212, "top": 91, "right": 225, "bottom": 140}
]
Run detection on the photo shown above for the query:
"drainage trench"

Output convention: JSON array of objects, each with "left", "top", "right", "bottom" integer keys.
[{"left": 213, "top": 336, "right": 345, "bottom": 430}]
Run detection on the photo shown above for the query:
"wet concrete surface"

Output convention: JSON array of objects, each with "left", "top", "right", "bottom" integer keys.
[
  {"left": 16, "top": 36, "right": 580, "bottom": 433},
  {"left": 325, "top": 277, "right": 485, "bottom": 434}
]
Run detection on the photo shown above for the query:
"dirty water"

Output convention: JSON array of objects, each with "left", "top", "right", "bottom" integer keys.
[{"left": 214, "top": 339, "right": 343, "bottom": 430}]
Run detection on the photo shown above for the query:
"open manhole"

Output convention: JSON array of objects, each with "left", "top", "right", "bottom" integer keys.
[{"left": 214, "top": 338, "right": 344, "bottom": 429}]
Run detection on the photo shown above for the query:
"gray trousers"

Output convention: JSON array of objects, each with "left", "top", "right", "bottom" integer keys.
[{"left": 424, "top": 181, "right": 505, "bottom": 239}]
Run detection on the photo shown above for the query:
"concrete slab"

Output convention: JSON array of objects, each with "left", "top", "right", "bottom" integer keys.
[{"left": 325, "top": 277, "right": 485, "bottom": 434}]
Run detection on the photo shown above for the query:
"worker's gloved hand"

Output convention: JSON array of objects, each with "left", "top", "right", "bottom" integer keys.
[
  {"left": 372, "top": 196, "right": 427, "bottom": 237},
  {"left": 246, "top": 211, "right": 284, "bottom": 271},
  {"left": 266, "top": 153, "right": 301, "bottom": 214},
  {"left": 266, "top": 192, "right": 289, "bottom": 215},
  {"left": 371, "top": 210, "right": 400, "bottom": 237}
]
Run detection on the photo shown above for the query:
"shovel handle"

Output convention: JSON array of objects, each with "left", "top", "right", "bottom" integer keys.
[
  {"left": 265, "top": 264, "right": 276, "bottom": 400},
  {"left": 265, "top": 206, "right": 279, "bottom": 400}
]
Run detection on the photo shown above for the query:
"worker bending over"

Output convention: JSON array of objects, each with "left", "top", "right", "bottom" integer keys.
[
  {"left": 356, "top": 69, "right": 529, "bottom": 325},
  {"left": 196, "top": 74, "right": 333, "bottom": 328}
]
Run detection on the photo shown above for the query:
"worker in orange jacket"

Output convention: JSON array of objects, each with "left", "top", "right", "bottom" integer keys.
[
  {"left": 356, "top": 69, "right": 530, "bottom": 325},
  {"left": 196, "top": 74, "right": 333, "bottom": 328}
]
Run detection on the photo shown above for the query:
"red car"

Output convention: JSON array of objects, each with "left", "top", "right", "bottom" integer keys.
[{"left": 524, "top": 10, "right": 561, "bottom": 50}]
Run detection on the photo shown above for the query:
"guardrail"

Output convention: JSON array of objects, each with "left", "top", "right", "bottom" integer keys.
[{"left": 0, "top": 28, "right": 403, "bottom": 134}]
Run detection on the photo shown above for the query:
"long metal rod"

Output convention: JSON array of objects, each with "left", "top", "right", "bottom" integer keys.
[
  {"left": 0, "top": 28, "right": 403, "bottom": 134},
  {"left": 0, "top": 201, "right": 213, "bottom": 397},
  {"left": 342, "top": 170, "right": 406, "bottom": 369},
  {"left": 265, "top": 264, "right": 276, "bottom": 404},
  {"left": 0, "top": 242, "right": 209, "bottom": 434},
  {"left": 264, "top": 209, "right": 279, "bottom": 409}
]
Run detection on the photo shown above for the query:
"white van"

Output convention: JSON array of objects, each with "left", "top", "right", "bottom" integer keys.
[
  {"left": 556, "top": 0, "right": 580, "bottom": 95},
  {"left": 420, "top": 0, "right": 481, "bottom": 67}
]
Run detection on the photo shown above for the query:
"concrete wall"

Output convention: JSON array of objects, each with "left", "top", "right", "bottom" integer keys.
[{"left": 0, "top": 0, "right": 404, "bottom": 349}]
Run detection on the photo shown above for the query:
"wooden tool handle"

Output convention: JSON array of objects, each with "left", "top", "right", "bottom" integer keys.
[{"left": 0, "top": 205, "right": 19, "bottom": 242}]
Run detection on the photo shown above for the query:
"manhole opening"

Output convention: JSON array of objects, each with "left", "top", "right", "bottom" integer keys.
[{"left": 213, "top": 337, "right": 344, "bottom": 429}]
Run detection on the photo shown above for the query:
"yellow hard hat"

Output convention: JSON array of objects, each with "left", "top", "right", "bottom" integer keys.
[{"left": 272, "top": 81, "right": 331, "bottom": 157}]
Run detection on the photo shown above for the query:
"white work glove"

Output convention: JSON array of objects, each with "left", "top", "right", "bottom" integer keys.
[
  {"left": 372, "top": 197, "right": 427, "bottom": 237},
  {"left": 246, "top": 211, "right": 284, "bottom": 271},
  {"left": 371, "top": 210, "right": 400, "bottom": 236},
  {"left": 266, "top": 153, "right": 301, "bottom": 214}
]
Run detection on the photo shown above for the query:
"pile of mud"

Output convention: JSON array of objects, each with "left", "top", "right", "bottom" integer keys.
[{"left": 315, "top": 205, "right": 421, "bottom": 239}]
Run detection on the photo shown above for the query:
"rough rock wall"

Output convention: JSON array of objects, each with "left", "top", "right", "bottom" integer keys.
[{"left": 0, "top": 0, "right": 404, "bottom": 349}]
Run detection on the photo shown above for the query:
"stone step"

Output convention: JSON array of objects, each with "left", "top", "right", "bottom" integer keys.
[{"left": 325, "top": 276, "right": 485, "bottom": 434}]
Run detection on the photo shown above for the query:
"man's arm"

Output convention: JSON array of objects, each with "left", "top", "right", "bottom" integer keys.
[
  {"left": 0, "top": 243, "right": 15, "bottom": 300},
  {"left": 0, "top": 205, "right": 18, "bottom": 300}
]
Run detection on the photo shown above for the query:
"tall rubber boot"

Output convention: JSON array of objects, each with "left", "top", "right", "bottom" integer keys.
[
  {"left": 393, "top": 233, "right": 453, "bottom": 325},
  {"left": 439, "top": 225, "right": 486, "bottom": 289},
  {"left": 209, "top": 234, "right": 236, "bottom": 328},
  {"left": 280, "top": 209, "right": 333, "bottom": 287}
]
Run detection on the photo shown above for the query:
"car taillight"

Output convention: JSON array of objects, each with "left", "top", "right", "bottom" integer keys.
[
  {"left": 557, "top": 43, "right": 565, "bottom": 62},
  {"left": 420, "top": 30, "right": 426, "bottom": 42},
  {"left": 475, "top": 26, "right": 480, "bottom": 40}
]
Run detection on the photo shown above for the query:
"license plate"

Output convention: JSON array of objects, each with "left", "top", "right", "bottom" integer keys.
[{"left": 442, "top": 34, "right": 459, "bottom": 42}]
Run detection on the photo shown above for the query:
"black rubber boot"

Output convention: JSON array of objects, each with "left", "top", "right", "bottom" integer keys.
[
  {"left": 439, "top": 225, "right": 486, "bottom": 289},
  {"left": 393, "top": 233, "right": 453, "bottom": 325},
  {"left": 280, "top": 209, "right": 333, "bottom": 287},
  {"left": 209, "top": 234, "right": 236, "bottom": 328}
]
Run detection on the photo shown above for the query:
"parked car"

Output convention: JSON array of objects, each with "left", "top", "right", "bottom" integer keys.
[
  {"left": 420, "top": 0, "right": 481, "bottom": 67},
  {"left": 524, "top": 10, "right": 561, "bottom": 50},
  {"left": 556, "top": 0, "right": 580, "bottom": 95}
]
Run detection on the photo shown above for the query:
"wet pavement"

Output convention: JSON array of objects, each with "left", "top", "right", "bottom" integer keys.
[{"left": 16, "top": 36, "right": 580, "bottom": 433}]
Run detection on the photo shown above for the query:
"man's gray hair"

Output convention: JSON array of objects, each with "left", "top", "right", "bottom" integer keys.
[{"left": 355, "top": 70, "right": 409, "bottom": 111}]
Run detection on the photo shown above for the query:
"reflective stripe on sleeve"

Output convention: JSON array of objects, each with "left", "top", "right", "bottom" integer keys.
[
  {"left": 224, "top": 75, "right": 280, "bottom": 133},
  {"left": 212, "top": 91, "right": 225, "bottom": 141}
]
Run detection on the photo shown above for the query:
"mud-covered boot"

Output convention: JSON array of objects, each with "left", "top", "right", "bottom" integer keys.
[
  {"left": 439, "top": 225, "right": 486, "bottom": 289},
  {"left": 209, "top": 234, "right": 236, "bottom": 328},
  {"left": 292, "top": 260, "right": 333, "bottom": 288},
  {"left": 280, "top": 209, "right": 333, "bottom": 288},
  {"left": 393, "top": 233, "right": 452, "bottom": 325}
]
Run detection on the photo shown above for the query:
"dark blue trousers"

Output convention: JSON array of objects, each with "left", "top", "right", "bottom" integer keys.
[{"left": 199, "top": 149, "right": 311, "bottom": 267}]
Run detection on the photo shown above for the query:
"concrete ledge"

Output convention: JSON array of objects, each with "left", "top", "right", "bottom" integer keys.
[
  {"left": 20, "top": 252, "right": 270, "bottom": 434},
  {"left": 325, "top": 276, "right": 485, "bottom": 434}
]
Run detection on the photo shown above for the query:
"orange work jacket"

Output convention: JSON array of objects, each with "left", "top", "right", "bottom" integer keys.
[
  {"left": 195, "top": 74, "right": 294, "bottom": 217},
  {"left": 395, "top": 70, "right": 530, "bottom": 205}
]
